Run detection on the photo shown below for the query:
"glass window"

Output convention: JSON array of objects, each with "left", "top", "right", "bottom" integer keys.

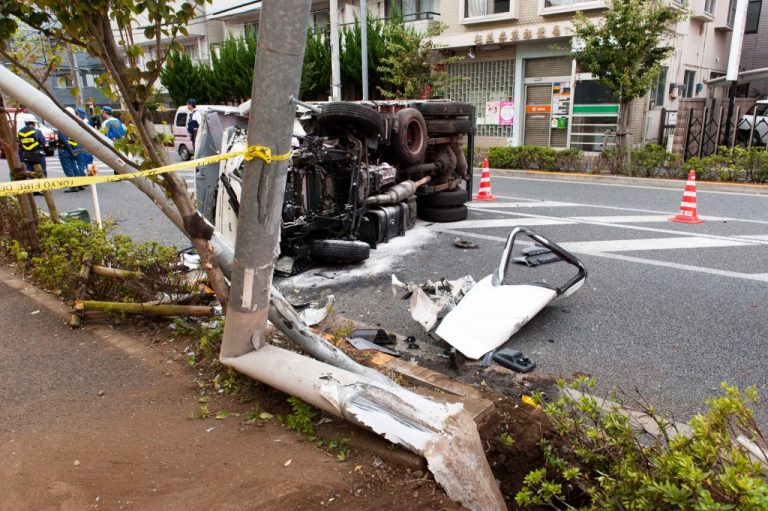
[
  {"left": 464, "top": 0, "right": 512, "bottom": 19},
  {"left": 683, "top": 70, "right": 696, "bottom": 98},
  {"left": 746, "top": 0, "right": 762, "bottom": 33},
  {"left": 574, "top": 80, "right": 617, "bottom": 104},
  {"left": 53, "top": 75, "right": 74, "bottom": 89},
  {"left": 310, "top": 10, "right": 330, "bottom": 28},
  {"left": 244, "top": 22, "right": 259, "bottom": 38},
  {"left": 728, "top": 0, "right": 737, "bottom": 26},
  {"left": 650, "top": 67, "right": 668, "bottom": 109},
  {"left": 705, "top": 0, "right": 716, "bottom": 14},
  {"left": 387, "top": 1, "right": 435, "bottom": 20},
  {"left": 175, "top": 112, "right": 188, "bottom": 127},
  {"left": 544, "top": 0, "right": 601, "bottom": 8}
]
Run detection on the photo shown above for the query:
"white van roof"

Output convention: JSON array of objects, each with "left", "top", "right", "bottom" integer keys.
[{"left": 177, "top": 105, "right": 241, "bottom": 113}]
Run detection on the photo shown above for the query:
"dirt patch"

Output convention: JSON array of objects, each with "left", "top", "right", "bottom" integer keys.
[{"left": 1, "top": 266, "right": 557, "bottom": 511}]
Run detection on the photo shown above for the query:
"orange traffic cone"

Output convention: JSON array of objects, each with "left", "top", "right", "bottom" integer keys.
[
  {"left": 669, "top": 169, "right": 704, "bottom": 224},
  {"left": 473, "top": 159, "right": 496, "bottom": 201}
]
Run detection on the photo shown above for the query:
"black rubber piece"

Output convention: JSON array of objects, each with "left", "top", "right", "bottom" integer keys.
[
  {"left": 392, "top": 108, "right": 428, "bottom": 166},
  {"left": 418, "top": 204, "right": 468, "bottom": 223},
  {"left": 417, "top": 189, "right": 468, "bottom": 208},
  {"left": 178, "top": 144, "right": 192, "bottom": 161},
  {"left": 316, "top": 102, "right": 384, "bottom": 138},
  {"left": 415, "top": 101, "right": 474, "bottom": 117},
  {"left": 309, "top": 239, "right": 371, "bottom": 263},
  {"left": 426, "top": 117, "right": 473, "bottom": 135}
]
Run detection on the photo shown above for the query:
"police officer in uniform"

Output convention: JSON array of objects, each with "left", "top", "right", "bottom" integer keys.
[
  {"left": 17, "top": 119, "right": 47, "bottom": 178},
  {"left": 57, "top": 127, "right": 85, "bottom": 192}
]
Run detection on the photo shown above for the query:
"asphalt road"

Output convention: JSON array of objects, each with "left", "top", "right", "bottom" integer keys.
[{"left": 3, "top": 154, "right": 767, "bottom": 425}]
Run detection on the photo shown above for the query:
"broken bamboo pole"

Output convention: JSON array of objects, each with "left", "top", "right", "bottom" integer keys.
[
  {"left": 69, "top": 253, "right": 93, "bottom": 328},
  {"left": 74, "top": 300, "right": 213, "bottom": 317},
  {"left": 92, "top": 266, "right": 143, "bottom": 279}
]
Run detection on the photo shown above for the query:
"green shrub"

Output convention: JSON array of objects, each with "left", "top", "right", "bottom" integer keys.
[
  {"left": 28, "top": 219, "right": 184, "bottom": 301},
  {"left": 515, "top": 378, "right": 768, "bottom": 510},
  {"left": 631, "top": 144, "right": 681, "bottom": 178}
]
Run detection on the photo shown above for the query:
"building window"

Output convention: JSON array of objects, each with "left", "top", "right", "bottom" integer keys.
[
  {"left": 682, "top": 70, "right": 696, "bottom": 98},
  {"left": 463, "top": 0, "right": 513, "bottom": 20},
  {"left": 544, "top": 0, "right": 604, "bottom": 10},
  {"left": 386, "top": 1, "right": 435, "bottom": 20},
  {"left": 746, "top": 0, "right": 762, "bottom": 33},
  {"left": 310, "top": 10, "right": 330, "bottom": 28},
  {"left": 650, "top": 67, "right": 667, "bottom": 109},
  {"left": 53, "top": 75, "right": 74, "bottom": 89},
  {"left": 704, "top": 0, "right": 716, "bottom": 14},
  {"left": 244, "top": 22, "right": 259, "bottom": 38},
  {"left": 728, "top": 0, "right": 737, "bottom": 26}
]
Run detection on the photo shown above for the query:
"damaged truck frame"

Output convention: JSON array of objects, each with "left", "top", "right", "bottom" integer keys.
[
  {"left": 194, "top": 98, "right": 476, "bottom": 272},
  {"left": 0, "top": 62, "right": 508, "bottom": 511}
]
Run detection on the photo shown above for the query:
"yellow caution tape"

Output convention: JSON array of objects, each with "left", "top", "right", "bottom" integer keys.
[
  {"left": 521, "top": 395, "right": 540, "bottom": 409},
  {"left": 0, "top": 145, "right": 291, "bottom": 197}
]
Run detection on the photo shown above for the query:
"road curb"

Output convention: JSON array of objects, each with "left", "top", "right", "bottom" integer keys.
[{"left": 473, "top": 167, "right": 768, "bottom": 195}]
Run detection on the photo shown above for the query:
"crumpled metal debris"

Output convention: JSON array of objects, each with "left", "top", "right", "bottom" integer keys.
[
  {"left": 391, "top": 274, "right": 475, "bottom": 331},
  {"left": 298, "top": 295, "right": 335, "bottom": 326},
  {"left": 453, "top": 237, "right": 479, "bottom": 249}
]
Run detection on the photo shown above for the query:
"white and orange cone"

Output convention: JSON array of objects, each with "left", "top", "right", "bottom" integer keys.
[
  {"left": 473, "top": 158, "right": 496, "bottom": 201},
  {"left": 669, "top": 169, "right": 704, "bottom": 224}
]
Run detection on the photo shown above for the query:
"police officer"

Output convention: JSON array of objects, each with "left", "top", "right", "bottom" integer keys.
[
  {"left": 186, "top": 98, "right": 201, "bottom": 153},
  {"left": 17, "top": 119, "right": 47, "bottom": 178},
  {"left": 57, "top": 122, "right": 85, "bottom": 192}
]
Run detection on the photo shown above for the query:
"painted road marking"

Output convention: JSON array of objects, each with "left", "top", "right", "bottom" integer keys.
[
  {"left": 481, "top": 173, "right": 768, "bottom": 198},
  {"left": 559, "top": 237, "right": 751, "bottom": 254},
  {"left": 437, "top": 228, "right": 768, "bottom": 283},
  {"left": 468, "top": 200, "right": 577, "bottom": 209},
  {"left": 571, "top": 215, "right": 679, "bottom": 223},
  {"left": 465, "top": 207, "right": 768, "bottom": 246},
  {"left": 445, "top": 217, "right": 574, "bottom": 229}
]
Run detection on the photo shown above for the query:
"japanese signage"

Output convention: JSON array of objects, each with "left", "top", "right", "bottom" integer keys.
[
  {"left": 485, "top": 101, "right": 500, "bottom": 125},
  {"left": 499, "top": 101, "right": 515, "bottom": 125}
]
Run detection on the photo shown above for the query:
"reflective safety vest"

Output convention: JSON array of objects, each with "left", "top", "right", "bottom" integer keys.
[
  {"left": 67, "top": 138, "right": 79, "bottom": 148},
  {"left": 18, "top": 129, "right": 40, "bottom": 151}
]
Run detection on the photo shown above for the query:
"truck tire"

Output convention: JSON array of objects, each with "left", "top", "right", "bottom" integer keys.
[
  {"left": 426, "top": 118, "right": 473, "bottom": 135},
  {"left": 392, "top": 108, "right": 428, "bottom": 166},
  {"left": 418, "top": 189, "right": 468, "bottom": 208},
  {"left": 309, "top": 239, "right": 371, "bottom": 263},
  {"left": 415, "top": 101, "right": 474, "bottom": 117},
  {"left": 418, "top": 204, "right": 468, "bottom": 223},
  {"left": 316, "top": 102, "right": 384, "bottom": 139}
]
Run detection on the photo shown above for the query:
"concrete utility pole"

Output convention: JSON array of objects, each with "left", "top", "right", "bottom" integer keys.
[
  {"left": 67, "top": 47, "right": 85, "bottom": 109},
  {"left": 724, "top": 0, "right": 749, "bottom": 146},
  {"left": 361, "top": 0, "right": 369, "bottom": 100},
  {"left": 221, "top": 0, "right": 312, "bottom": 358},
  {"left": 330, "top": 0, "right": 342, "bottom": 101}
]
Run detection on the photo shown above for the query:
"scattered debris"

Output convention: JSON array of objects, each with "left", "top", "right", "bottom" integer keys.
[
  {"left": 435, "top": 227, "right": 587, "bottom": 359},
  {"left": 512, "top": 245, "right": 561, "bottom": 267},
  {"left": 348, "top": 328, "right": 396, "bottom": 346},
  {"left": 298, "top": 295, "right": 335, "bottom": 326},
  {"left": 347, "top": 337, "right": 402, "bottom": 357},
  {"left": 391, "top": 274, "right": 475, "bottom": 331},
  {"left": 493, "top": 348, "right": 536, "bottom": 373},
  {"left": 405, "top": 336, "right": 420, "bottom": 350},
  {"left": 453, "top": 237, "right": 479, "bottom": 249}
]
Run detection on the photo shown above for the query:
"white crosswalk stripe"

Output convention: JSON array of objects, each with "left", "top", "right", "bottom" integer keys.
[{"left": 428, "top": 197, "right": 768, "bottom": 283}]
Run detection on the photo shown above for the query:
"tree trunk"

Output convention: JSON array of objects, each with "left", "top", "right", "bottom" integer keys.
[
  {"left": 616, "top": 100, "right": 633, "bottom": 173},
  {"left": 221, "top": 0, "right": 312, "bottom": 358}
]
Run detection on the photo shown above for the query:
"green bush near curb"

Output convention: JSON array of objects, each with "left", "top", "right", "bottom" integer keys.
[{"left": 483, "top": 144, "right": 768, "bottom": 184}]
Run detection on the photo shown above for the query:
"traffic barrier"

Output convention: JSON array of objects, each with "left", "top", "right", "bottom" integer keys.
[
  {"left": 473, "top": 159, "right": 496, "bottom": 201},
  {"left": 669, "top": 169, "right": 704, "bottom": 224}
]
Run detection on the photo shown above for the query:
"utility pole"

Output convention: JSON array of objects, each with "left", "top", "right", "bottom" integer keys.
[
  {"left": 67, "top": 47, "right": 85, "bottom": 109},
  {"left": 330, "top": 0, "right": 342, "bottom": 101},
  {"left": 220, "top": 0, "right": 312, "bottom": 358},
  {"left": 723, "top": 0, "right": 749, "bottom": 146},
  {"left": 361, "top": 0, "right": 369, "bottom": 100}
]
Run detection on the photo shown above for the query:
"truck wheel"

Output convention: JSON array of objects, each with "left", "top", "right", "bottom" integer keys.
[
  {"left": 418, "top": 205, "right": 468, "bottom": 223},
  {"left": 426, "top": 118, "right": 473, "bottom": 135},
  {"left": 415, "top": 101, "right": 474, "bottom": 117},
  {"left": 178, "top": 144, "right": 192, "bottom": 161},
  {"left": 418, "top": 189, "right": 468, "bottom": 208},
  {"left": 392, "top": 108, "right": 427, "bottom": 166},
  {"left": 317, "top": 102, "right": 384, "bottom": 139},
  {"left": 309, "top": 239, "right": 371, "bottom": 263}
]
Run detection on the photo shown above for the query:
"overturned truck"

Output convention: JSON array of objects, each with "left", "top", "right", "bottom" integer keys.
[{"left": 195, "top": 100, "right": 475, "bottom": 272}]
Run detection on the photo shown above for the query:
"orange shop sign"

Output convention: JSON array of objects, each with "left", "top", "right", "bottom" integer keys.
[{"left": 525, "top": 105, "right": 551, "bottom": 114}]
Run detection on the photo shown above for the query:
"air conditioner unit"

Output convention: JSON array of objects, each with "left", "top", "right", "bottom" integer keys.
[{"left": 669, "top": 83, "right": 679, "bottom": 98}]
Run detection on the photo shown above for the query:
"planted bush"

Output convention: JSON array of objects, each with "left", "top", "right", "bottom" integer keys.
[
  {"left": 631, "top": 143, "right": 682, "bottom": 178},
  {"left": 516, "top": 378, "right": 768, "bottom": 510},
  {"left": 487, "top": 146, "right": 582, "bottom": 172}
]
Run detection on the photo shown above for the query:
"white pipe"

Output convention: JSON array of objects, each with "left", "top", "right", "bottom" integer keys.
[
  {"left": 330, "top": 0, "right": 342, "bottom": 101},
  {"left": 222, "top": 346, "right": 507, "bottom": 511},
  {"left": 90, "top": 184, "right": 103, "bottom": 229}
]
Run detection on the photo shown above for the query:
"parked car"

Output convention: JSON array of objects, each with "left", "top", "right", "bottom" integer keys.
[
  {"left": 1, "top": 112, "right": 57, "bottom": 158},
  {"left": 196, "top": 100, "right": 476, "bottom": 273},
  {"left": 737, "top": 99, "right": 768, "bottom": 145},
  {"left": 173, "top": 105, "right": 241, "bottom": 160}
]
